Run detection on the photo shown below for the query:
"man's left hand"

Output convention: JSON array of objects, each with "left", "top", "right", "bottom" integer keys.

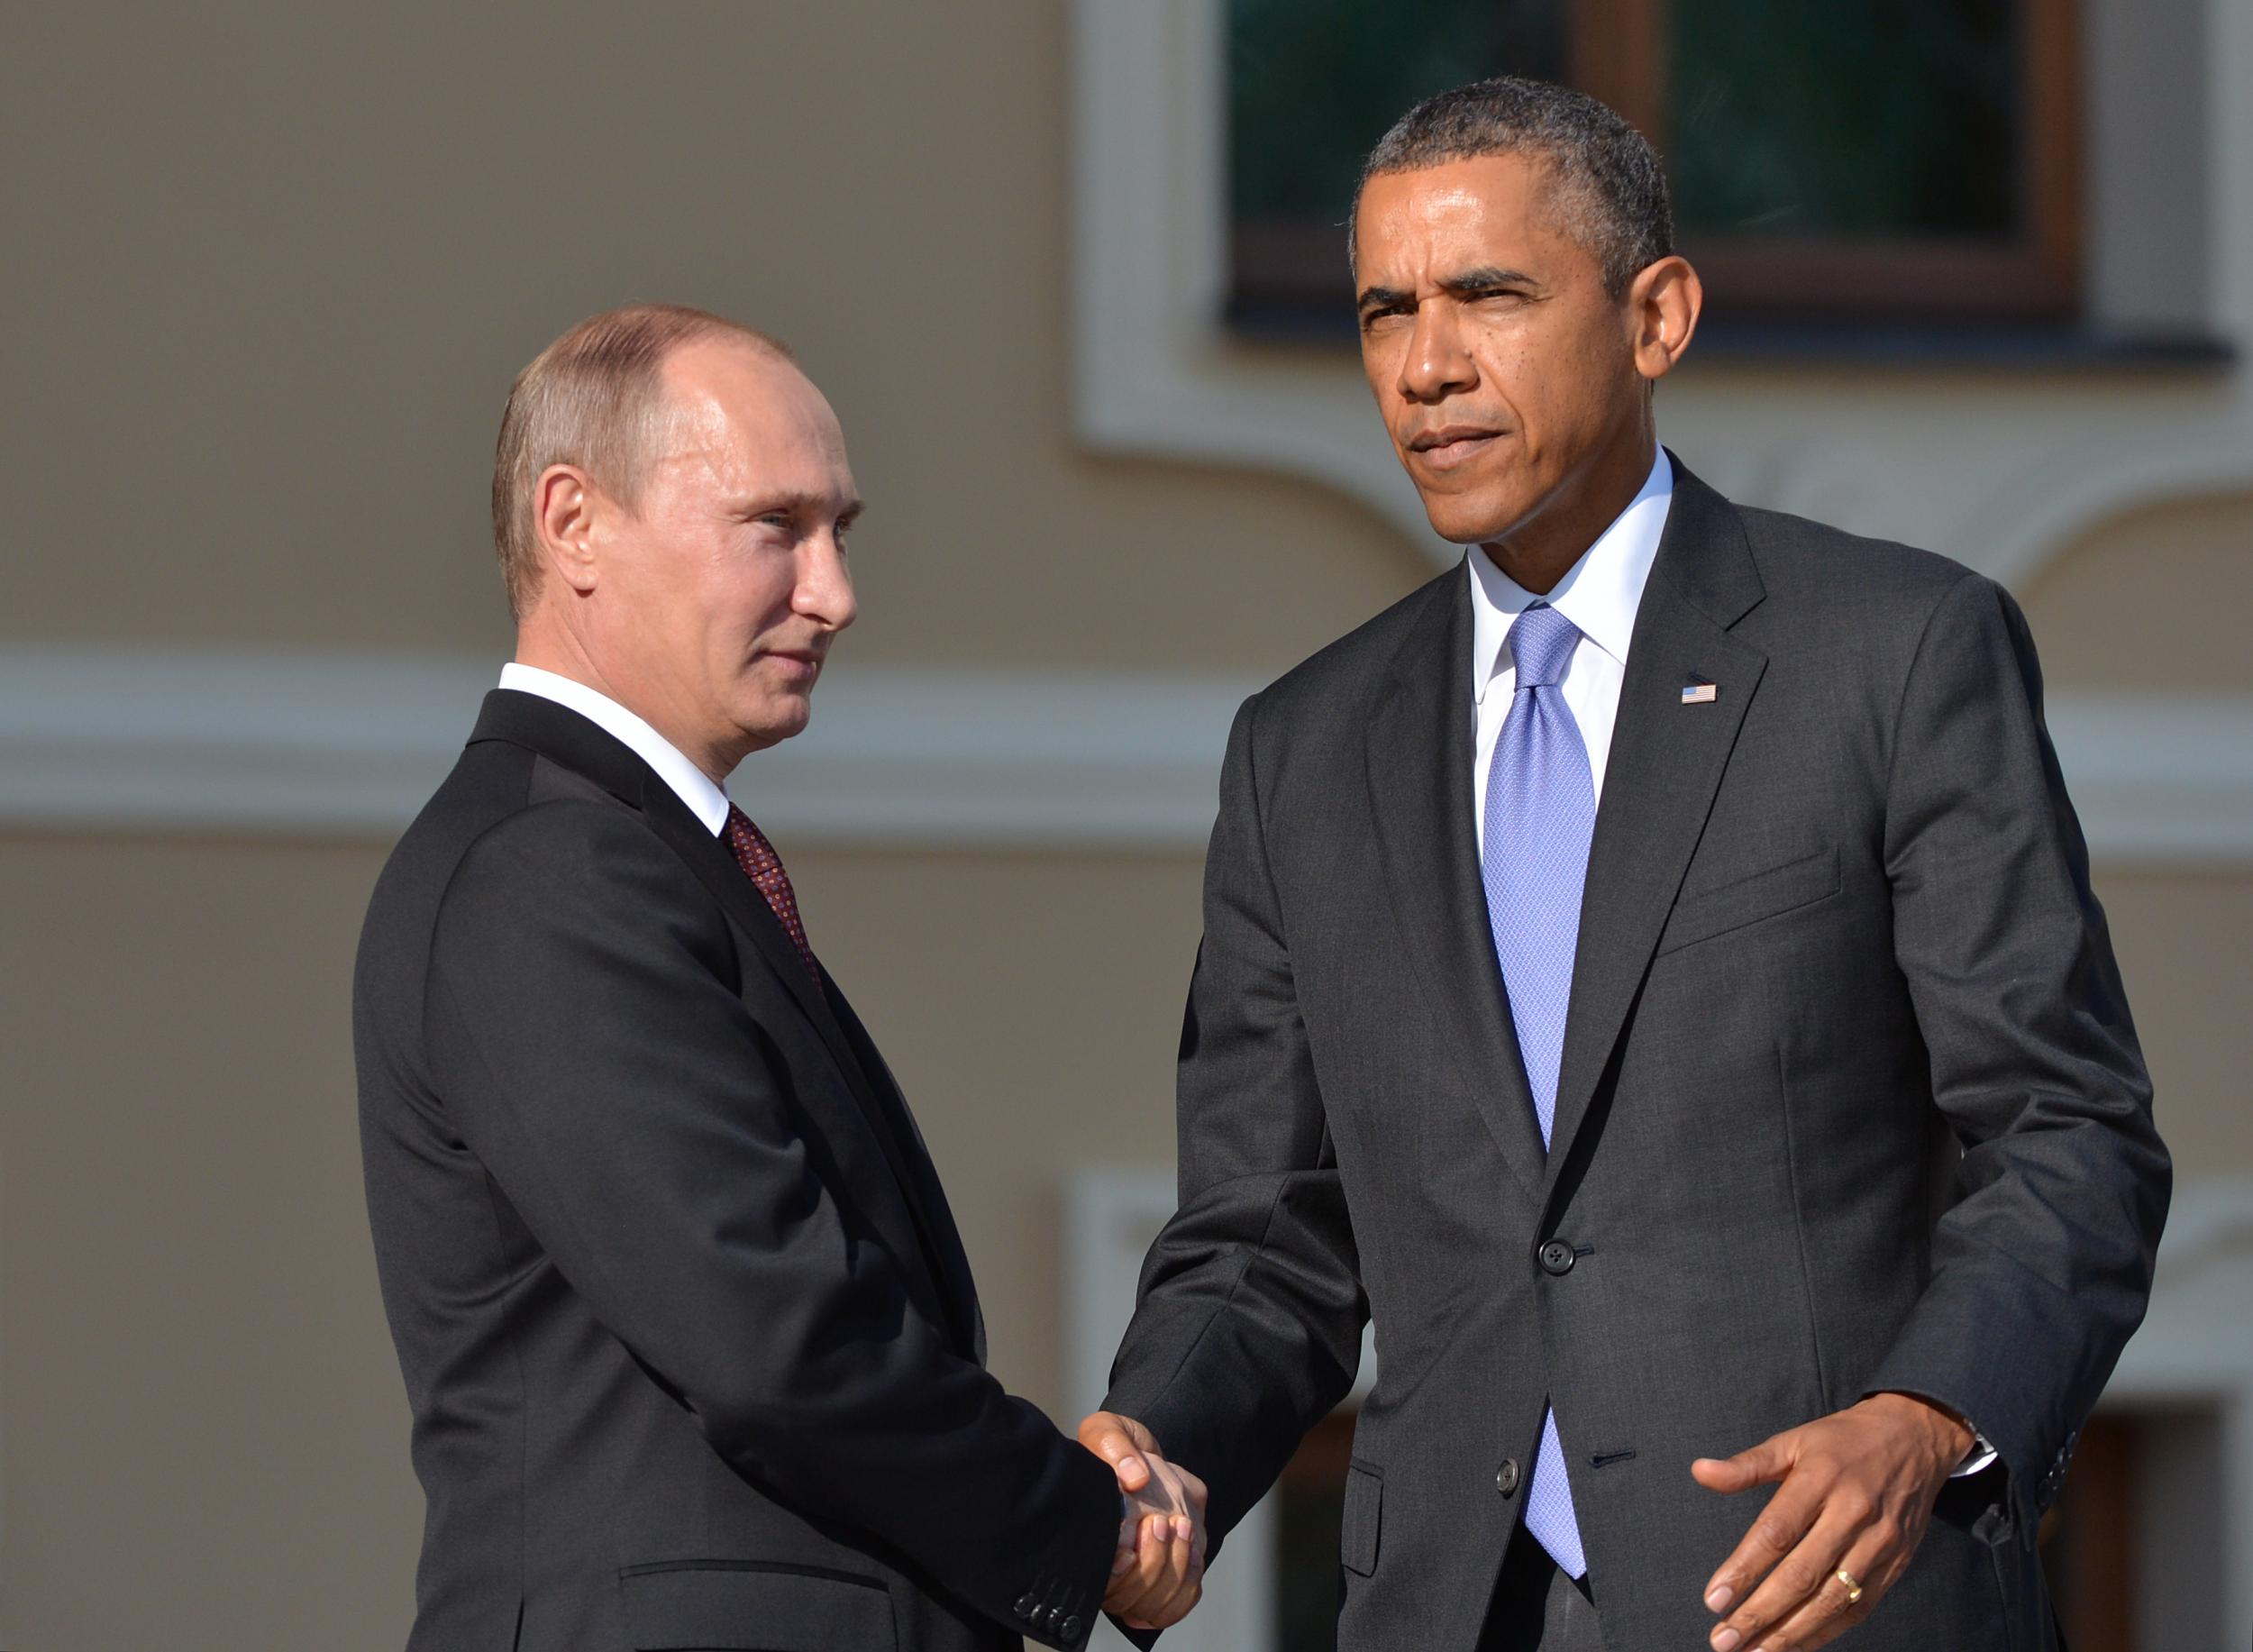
[{"left": 1691, "top": 1392, "right": 1975, "bottom": 1652}]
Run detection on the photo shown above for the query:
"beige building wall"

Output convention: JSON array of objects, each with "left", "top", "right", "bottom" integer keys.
[
  {"left": 2020, "top": 491, "right": 2253, "bottom": 694},
  {"left": 3, "top": 4, "right": 2245, "bottom": 1650},
  {"left": 2092, "top": 871, "right": 2253, "bottom": 1173},
  {"left": 2, "top": 7, "right": 1408, "bottom": 1644},
  {"left": 0, "top": 2, "right": 1423, "bottom": 674},
  {"left": 2016, "top": 491, "right": 2253, "bottom": 1175}
]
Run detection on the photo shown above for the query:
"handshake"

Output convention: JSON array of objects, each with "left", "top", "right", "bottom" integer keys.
[{"left": 1079, "top": 1410, "right": 1209, "bottom": 1633}]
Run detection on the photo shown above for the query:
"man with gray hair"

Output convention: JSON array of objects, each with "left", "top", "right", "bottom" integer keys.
[
  {"left": 355, "top": 305, "right": 1208, "bottom": 1650},
  {"left": 1082, "top": 78, "right": 2164, "bottom": 1650}
]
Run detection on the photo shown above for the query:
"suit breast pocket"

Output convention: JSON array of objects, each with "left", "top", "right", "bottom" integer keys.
[
  {"left": 617, "top": 1560, "right": 898, "bottom": 1651},
  {"left": 1656, "top": 846, "right": 1841, "bottom": 957}
]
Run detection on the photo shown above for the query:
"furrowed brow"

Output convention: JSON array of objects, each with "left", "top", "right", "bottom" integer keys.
[
  {"left": 1442, "top": 266, "right": 1539, "bottom": 297},
  {"left": 1355, "top": 283, "right": 1413, "bottom": 316}
]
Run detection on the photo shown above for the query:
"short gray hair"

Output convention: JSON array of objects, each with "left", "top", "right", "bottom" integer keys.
[
  {"left": 490, "top": 304, "right": 792, "bottom": 622},
  {"left": 1352, "top": 77, "right": 1673, "bottom": 297}
]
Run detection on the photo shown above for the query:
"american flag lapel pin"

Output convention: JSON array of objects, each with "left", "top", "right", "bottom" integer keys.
[{"left": 1681, "top": 675, "right": 1718, "bottom": 705}]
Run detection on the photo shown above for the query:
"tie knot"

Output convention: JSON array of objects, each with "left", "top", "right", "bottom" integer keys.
[
  {"left": 725, "top": 802, "right": 761, "bottom": 856},
  {"left": 1508, "top": 603, "right": 1580, "bottom": 689}
]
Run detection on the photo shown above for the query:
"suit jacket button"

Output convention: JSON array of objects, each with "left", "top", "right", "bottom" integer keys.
[
  {"left": 1496, "top": 1456, "right": 1522, "bottom": 1496},
  {"left": 1014, "top": 1593, "right": 1036, "bottom": 1619},
  {"left": 1061, "top": 1615, "right": 1082, "bottom": 1640},
  {"left": 1538, "top": 1239, "right": 1576, "bottom": 1276}
]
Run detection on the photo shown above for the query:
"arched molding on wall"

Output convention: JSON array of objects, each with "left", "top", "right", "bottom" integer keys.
[
  {"left": 1068, "top": 0, "right": 2253, "bottom": 593},
  {"left": 1971, "top": 444, "right": 2253, "bottom": 591},
  {"left": 1067, "top": 0, "right": 1437, "bottom": 559}
]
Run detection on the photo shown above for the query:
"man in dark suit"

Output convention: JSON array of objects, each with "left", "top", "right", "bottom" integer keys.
[
  {"left": 355, "top": 305, "right": 1205, "bottom": 1651},
  {"left": 1081, "top": 79, "right": 2167, "bottom": 1650}
]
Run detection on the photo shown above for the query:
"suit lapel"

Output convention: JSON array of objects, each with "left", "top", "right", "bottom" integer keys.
[
  {"left": 822, "top": 984, "right": 989, "bottom": 1364},
  {"left": 1543, "top": 462, "right": 1769, "bottom": 1186},
  {"left": 1366, "top": 575, "right": 1547, "bottom": 1200},
  {"left": 643, "top": 797, "right": 981, "bottom": 1344},
  {"left": 644, "top": 795, "right": 853, "bottom": 1063},
  {"left": 470, "top": 690, "right": 979, "bottom": 1354}
]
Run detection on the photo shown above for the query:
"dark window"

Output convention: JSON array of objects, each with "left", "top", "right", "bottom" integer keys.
[
  {"left": 2041, "top": 1411, "right": 2139, "bottom": 1648},
  {"left": 1227, "top": 0, "right": 2081, "bottom": 333},
  {"left": 1270, "top": 1410, "right": 1357, "bottom": 1650}
]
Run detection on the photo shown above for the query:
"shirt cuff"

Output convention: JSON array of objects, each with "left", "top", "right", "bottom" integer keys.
[{"left": 1951, "top": 1430, "right": 1999, "bottom": 1478}]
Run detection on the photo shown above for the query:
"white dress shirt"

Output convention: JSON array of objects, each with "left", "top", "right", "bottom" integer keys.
[
  {"left": 1469, "top": 445, "right": 1673, "bottom": 848},
  {"left": 1463, "top": 443, "right": 1996, "bottom": 1475},
  {"left": 497, "top": 662, "right": 732, "bottom": 836}
]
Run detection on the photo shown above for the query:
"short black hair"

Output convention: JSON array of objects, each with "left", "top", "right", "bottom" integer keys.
[{"left": 1353, "top": 76, "right": 1674, "bottom": 297}]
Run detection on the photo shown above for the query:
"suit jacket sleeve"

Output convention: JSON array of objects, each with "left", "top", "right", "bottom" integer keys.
[
  {"left": 1103, "top": 697, "right": 1368, "bottom": 1543},
  {"left": 1864, "top": 573, "right": 2170, "bottom": 1530},
  {"left": 423, "top": 799, "right": 1119, "bottom": 1648}
]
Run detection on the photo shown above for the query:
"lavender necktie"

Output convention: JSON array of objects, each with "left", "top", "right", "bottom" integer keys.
[{"left": 1480, "top": 601, "right": 1593, "bottom": 1579}]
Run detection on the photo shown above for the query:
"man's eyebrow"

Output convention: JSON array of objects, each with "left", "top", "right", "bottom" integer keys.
[
  {"left": 1355, "top": 268, "right": 1544, "bottom": 314},
  {"left": 735, "top": 490, "right": 866, "bottom": 524},
  {"left": 1442, "top": 266, "right": 1540, "bottom": 294}
]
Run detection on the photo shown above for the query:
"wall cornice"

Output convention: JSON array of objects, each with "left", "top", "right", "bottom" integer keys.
[
  {"left": 0, "top": 645, "right": 1254, "bottom": 848},
  {"left": 2, "top": 645, "right": 2246, "bottom": 863}
]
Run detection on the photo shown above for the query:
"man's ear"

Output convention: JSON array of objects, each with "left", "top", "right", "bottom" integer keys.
[
  {"left": 535, "top": 463, "right": 601, "bottom": 596},
  {"left": 1630, "top": 254, "right": 1702, "bottom": 385}
]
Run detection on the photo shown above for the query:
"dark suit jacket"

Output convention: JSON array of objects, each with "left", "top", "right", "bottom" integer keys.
[
  {"left": 355, "top": 690, "right": 1117, "bottom": 1652},
  {"left": 1104, "top": 460, "right": 2168, "bottom": 1650}
]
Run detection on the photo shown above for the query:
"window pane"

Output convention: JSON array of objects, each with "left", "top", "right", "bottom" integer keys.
[
  {"left": 1228, "top": 0, "right": 1570, "bottom": 224},
  {"left": 1668, "top": 0, "right": 2024, "bottom": 238},
  {"left": 1271, "top": 1410, "right": 1357, "bottom": 1652}
]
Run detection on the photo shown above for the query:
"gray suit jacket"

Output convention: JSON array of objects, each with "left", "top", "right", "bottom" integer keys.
[{"left": 1104, "top": 460, "right": 2167, "bottom": 1650}]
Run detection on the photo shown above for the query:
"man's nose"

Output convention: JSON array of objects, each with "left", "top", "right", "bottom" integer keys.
[
  {"left": 795, "top": 533, "right": 858, "bottom": 631},
  {"left": 1398, "top": 304, "right": 1477, "bottom": 404}
]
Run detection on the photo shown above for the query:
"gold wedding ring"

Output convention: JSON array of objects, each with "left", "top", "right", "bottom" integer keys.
[{"left": 1835, "top": 1568, "right": 1864, "bottom": 1605}]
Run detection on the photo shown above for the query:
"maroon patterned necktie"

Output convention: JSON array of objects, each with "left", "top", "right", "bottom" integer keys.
[{"left": 724, "top": 804, "right": 822, "bottom": 989}]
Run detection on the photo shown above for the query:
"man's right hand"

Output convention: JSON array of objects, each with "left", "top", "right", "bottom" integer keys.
[{"left": 1081, "top": 1410, "right": 1207, "bottom": 1631}]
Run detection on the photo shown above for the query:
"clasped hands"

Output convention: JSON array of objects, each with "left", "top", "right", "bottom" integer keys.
[{"left": 1079, "top": 1410, "right": 1208, "bottom": 1631}]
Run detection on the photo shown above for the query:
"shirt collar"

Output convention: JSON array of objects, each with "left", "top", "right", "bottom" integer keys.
[
  {"left": 497, "top": 662, "right": 733, "bottom": 835},
  {"left": 1468, "top": 445, "right": 1674, "bottom": 704}
]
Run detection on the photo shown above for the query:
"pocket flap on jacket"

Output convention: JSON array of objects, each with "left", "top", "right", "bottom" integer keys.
[
  {"left": 619, "top": 1561, "right": 897, "bottom": 1651},
  {"left": 1340, "top": 1460, "right": 1383, "bottom": 1577},
  {"left": 1658, "top": 845, "right": 1840, "bottom": 956}
]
